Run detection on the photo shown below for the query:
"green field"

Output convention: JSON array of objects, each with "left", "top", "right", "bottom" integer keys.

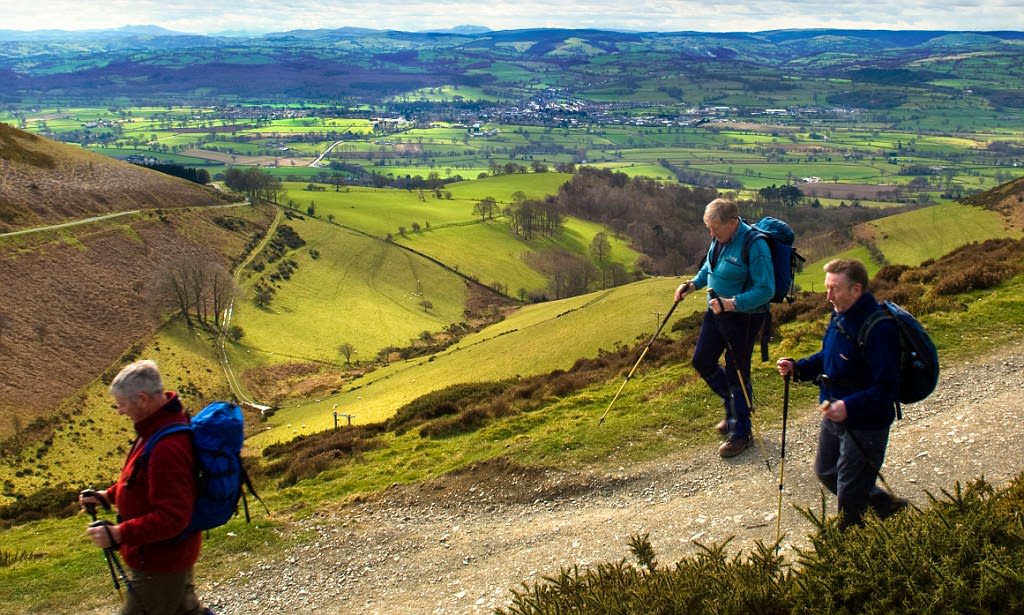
[
  {"left": 8, "top": 103, "right": 1024, "bottom": 206},
  {"left": 794, "top": 201, "right": 1019, "bottom": 291},
  {"left": 232, "top": 217, "right": 470, "bottom": 365}
]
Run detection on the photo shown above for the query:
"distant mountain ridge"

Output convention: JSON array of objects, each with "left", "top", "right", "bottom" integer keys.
[{"left": 2, "top": 26, "right": 1021, "bottom": 106}]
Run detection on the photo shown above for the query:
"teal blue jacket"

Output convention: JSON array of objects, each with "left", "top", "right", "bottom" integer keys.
[{"left": 692, "top": 220, "right": 775, "bottom": 312}]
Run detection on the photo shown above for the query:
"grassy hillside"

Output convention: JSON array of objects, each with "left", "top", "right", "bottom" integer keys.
[
  {"left": 230, "top": 214, "right": 471, "bottom": 368},
  {"left": 794, "top": 200, "right": 1020, "bottom": 292},
  {"left": 2, "top": 242, "right": 1023, "bottom": 615},
  {"left": 284, "top": 172, "right": 638, "bottom": 297},
  {"left": 0, "top": 123, "right": 233, "bottom": 232},
  {"left": 247, "top": 277, "right": 701, "bottom": 446},
  {"left": 0, "top": 126, "right": 278, "bottom": 438},
  {"left": 1, "top": 183, "right": 1023, "bottom": 613}
]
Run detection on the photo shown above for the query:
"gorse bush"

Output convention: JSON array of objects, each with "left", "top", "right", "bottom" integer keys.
[
  {"left": 0, "top": 484, "right": 79, "bottom": 527},
  {"left": 795, "top": 477, "right": 1024, "bottom": 614},
  {"left": 499, "top": 475, "right": 1024, "bottom": 615}
]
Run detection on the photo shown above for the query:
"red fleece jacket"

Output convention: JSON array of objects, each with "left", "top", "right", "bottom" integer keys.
[{"left": 106, "top": 391, "right": 202, "bottom": 573}]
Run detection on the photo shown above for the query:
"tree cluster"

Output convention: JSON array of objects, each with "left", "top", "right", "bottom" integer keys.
[
  {"left": 223, "top": 167, "right": 282, "bottom": 203},
  {"left": 553, "top": 167, "right": 905, "bottom": 275},
  {"left": 154, "top": 255, "right": 237, "bottom": 328},
  {"left": 757, "top": 183, "right": 804, "bottom": 207},
  {"left": 134, "top": 161, "right": 211, "bottom": 185}
]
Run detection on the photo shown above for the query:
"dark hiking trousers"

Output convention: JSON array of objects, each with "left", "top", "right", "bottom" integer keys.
[
  {"left": 814, "top": 418, "right": 892, "bottom": 528},
  {"left": 120, "top": 567, "right": 206, "bottom": 615},
  {"left": 691, "top": 309, "right": 766, "bottom": 440}
]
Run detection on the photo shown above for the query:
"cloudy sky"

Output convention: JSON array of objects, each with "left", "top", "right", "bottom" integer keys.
[{"left": 4, "top": 0, "right": 1022, "bottom": 34}]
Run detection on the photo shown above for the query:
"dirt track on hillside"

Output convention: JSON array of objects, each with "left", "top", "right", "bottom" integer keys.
[{"left": 164, "top": 339, "right": 1024, "bottom": 615}]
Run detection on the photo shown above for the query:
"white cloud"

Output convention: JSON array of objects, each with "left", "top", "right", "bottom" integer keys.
[{"left": 4, "top": 0, "right": 1022, "bottom": 33}]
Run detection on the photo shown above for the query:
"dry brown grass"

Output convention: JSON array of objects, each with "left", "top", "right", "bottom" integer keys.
[
  {"left": 0, "top": 123, "right": 233, "bottom": 232},
  {"left": 0, "top": 126, "right": 276, "bottom": 439}
]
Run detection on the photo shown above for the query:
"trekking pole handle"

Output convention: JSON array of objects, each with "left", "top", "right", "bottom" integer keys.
[
  {"left": 80, "top": 489, "right": 111, "bottom": 518},
  {"left": 88, "top": 520, "right": 122, "bottom": 550},
  {"left": 707, "top": 288, "right": 729, "bottom": 313}
]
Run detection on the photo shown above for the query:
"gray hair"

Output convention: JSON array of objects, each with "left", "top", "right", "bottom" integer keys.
[
  {"left": 110, "top": 359, "right": 164, "bottom": 398},
  {"left": 703, "top": 198, "right": 739, "bottom": 226},
  {"left": 824, "top": 258, "right": 870, "bottom": 291}
]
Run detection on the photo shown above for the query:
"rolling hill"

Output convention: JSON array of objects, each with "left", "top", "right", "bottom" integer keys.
[
  {"left": 1, "top": 28, "right": 1022, "bottom": 108},
  {"left": 2, "top": 120, "right": 1022, "bottom": 501},
  {"left": 0, "top": 125, "right": 273, "bottom": 436},
  {"left": 0, "top": 123, "right": 232, "bottom": 231}
]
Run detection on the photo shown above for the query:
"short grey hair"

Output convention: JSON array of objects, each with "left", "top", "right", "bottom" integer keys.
[
  {"left": 703, "top": 198, "right": 739, "bottom": 226},
  {"left": 110, "top": 360, "right": 164, "bottom": 398},
  {"left": 824, "top": 258, "right": 870, "bottom": 291}
]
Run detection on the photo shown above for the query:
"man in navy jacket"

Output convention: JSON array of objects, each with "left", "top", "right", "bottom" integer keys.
[{"left": 776, "top": 258, "right": 907, "bottom": 528}]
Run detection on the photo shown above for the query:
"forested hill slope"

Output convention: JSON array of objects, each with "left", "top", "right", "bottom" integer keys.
[{"left": 0, "top": 123, "right": 231, "bottom": 232}]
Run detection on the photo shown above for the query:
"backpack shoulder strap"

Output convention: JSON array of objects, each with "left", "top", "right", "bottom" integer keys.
[
  {"left": 238, "top": 465, "right": 270, "bottom": 522},
  {"left": 856, "top": 303, "right": 905, "bottom": 419},
  {"left": 856, "top": 304, "right": 892, "bottom": 350},
  {"left": 740, "top": 227, "right": 767, "bottom": 264},
  {"left": 128, "top": 424, "right": 193, "bottom": 486}
]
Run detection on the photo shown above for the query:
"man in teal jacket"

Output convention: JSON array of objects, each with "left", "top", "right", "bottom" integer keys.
[{"left": 675, "top": 198, "right": 774, "bottom": 457}]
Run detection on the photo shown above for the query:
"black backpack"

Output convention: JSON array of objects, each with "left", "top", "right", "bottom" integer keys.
[{"left": 857, "top": 301, "right": 940, "bottom": 417}]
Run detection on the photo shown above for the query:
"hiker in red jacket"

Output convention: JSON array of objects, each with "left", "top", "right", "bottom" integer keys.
[{"left": 80, "top": 359, "right": 211, "bottom": 615}]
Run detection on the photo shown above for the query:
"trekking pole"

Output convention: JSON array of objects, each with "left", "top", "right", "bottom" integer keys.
[
  {"left": 708, "top": 290, "right": 771, "bottom": 471},
  {"left": 775, "top": 374, "right": 790, "bottom": 546},
  {"left": 598, "top": 299, "right": 680, "bottom": 425},
  {"left": 81, "top": 490, "right": 123, "bottom": 604}
]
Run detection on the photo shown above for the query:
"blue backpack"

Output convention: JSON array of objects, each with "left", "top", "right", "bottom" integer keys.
[
  {"left": 742, "top": 216, "right": 804, "bottom": 304},
  {"left": 732, "top": 216, "right": 805, "bottom": 360},
  {"left": 133, "top": 401, "right": 265, "bottom": 536}
]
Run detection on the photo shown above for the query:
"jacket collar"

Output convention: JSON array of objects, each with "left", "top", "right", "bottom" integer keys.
[{"left": 133, "top": 391, "right": 185, "bottom": 439}]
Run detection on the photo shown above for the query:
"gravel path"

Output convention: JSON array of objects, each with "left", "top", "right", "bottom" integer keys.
[{"left": 198, "top": 342, "right": 1024, "bottom": 615}]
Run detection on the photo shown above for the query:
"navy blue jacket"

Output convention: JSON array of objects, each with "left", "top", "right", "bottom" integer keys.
[{"left": 794, "top": 292, "right": 902, "bottom": 430}]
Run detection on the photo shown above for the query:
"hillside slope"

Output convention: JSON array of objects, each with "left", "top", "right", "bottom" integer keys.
[
  {"left": 0, "top": 122, "right": 231, "bottom": 231},
  {"left": 0, "top": 127, "right": 274, "bottom": 437}
]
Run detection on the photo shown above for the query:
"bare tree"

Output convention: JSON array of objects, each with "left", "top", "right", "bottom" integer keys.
[
  {"left": 208, "top": 266, "right": 238, "bottom": 328},
  {"left": 338, "top": 342, "right": 355, "bottom": 366},
  {"left": 590, "top": 232, "right": 612, "bottom": 263},
  {"left": 155, "top": 255, "right": 236, "bottom": 328}
]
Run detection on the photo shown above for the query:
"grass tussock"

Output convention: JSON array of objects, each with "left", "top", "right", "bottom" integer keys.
[{"left": 499, "top": 475, "right": 1024, "bottom": 615}]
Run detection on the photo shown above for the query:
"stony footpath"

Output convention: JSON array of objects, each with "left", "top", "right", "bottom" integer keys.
[{"left": 188, "top": 343, "right": 1023, "bottom": 615}]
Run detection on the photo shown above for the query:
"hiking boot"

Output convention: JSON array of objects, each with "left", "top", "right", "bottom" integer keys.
[
  {"left": 715, "top": 419, "right": 728, "bottom": 435},
  {"left": 870, "top": 490, "right": 910, "bottom": 520},
  {"left": 718, "top": 436, "right": 751, "bottom": 458}
]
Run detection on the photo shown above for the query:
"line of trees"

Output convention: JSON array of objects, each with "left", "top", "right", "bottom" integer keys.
[
  {"left": 155, "top": 255, "right": 237, "bottom": 329},
  {"left": 223, "top": 167, "right": 282, "bottom": 203},
  {"left": 135, "top": 161, "right": 211, "bottom": 185}
]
